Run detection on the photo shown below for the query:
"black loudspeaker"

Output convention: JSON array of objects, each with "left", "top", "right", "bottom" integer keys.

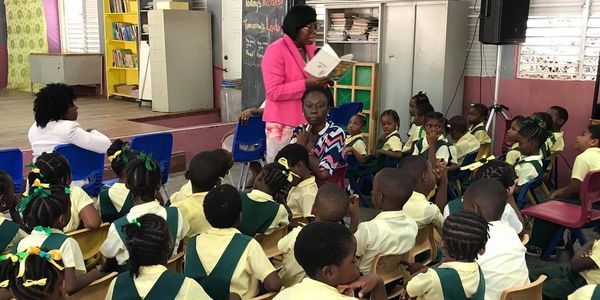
[{"left": 479, "top": 0, "right": 531, "bottom": 45}]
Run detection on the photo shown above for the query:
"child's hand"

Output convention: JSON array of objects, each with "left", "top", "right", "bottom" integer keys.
[
  {"left": 407, "top": 262, "right": 427, "bottom": 274},
  {"left": 344, "top": 147, "right": 354, "bottom": 155},
  {"left": 581, "top": 250, "right": 593, "bottom": 258},
  {"left": 375, "top": 149, "right": 384, "bottom": 157},
  {"left": 296, "top": 128, "right": 310, "bottom": 147},
  {"left": 426, "top": 130, "right": 439, "bottom": 147},
  {"left": 400, "top": 289, "right": 415, "bottom": 300},
  {"left": 337, "top": 274, "right": 384, "bottom": 298},
  {"left": 433, "top": 160, "right": 448, "bottom": 181},
  {"left": 348, "top": 194, "right": 360, "bottom": 218}
]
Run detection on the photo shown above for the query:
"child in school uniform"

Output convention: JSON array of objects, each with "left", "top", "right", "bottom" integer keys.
[
  {"left": 404, "top": 210, "right": 489, "bottom": 300},
  {"left": 0, "top": 172, "right": 27, "bottom": 255},
  {"left": 275, "top": 144, "right": 318, "bottom": 219},
  {"left": 99, "top": 139, "right": 138, "bottom": 222},
  {"left": 408, "top": 91, "right": 430, "bottom": 137},
  {"left": 344, "top": 114, "right": 368, "bottom": 164},
  {"left": 105, "top": 214, "right": 210, "bottom": 300},
  {"left": 447, "top": 116, "right": 480, "bottom": 166},
  {"left": 527, "top": 125, "right": 600, "bottom": 256},
  {"left": 533, "top": 111, "right": 556, "bottom": 158},
  {"left": 355, "top": 168, "right": 418, "bottom": 274},
  {"left": 100, "top": 155, "right": 189, "bottom": 272},
  {"left": 403, "top": 103, "right": 434, "bottom": 155},
  {"left": 513, "top": 118, "right": 546, "bottom": 195},
  {"left": 413, "top": 112, "right": 457, "bottom": 167},
  {"left": 239, "top": 162, "right": 291, "bottom": 237},
  {"left": 278, "top": 184, "right": 360, "bottom": 287},
  {"left": 274, "top": 222, "right": 387, "bottom": 300},
  {"left": 504, "top": 116, "right": 526, "bottom": 165},
  {"left": 466, "top": 179, "right": 529, "bottom": 300},
  {"left": 15, "top": 185, "right": 102, "bottom": 294},
  {"left": 171, "top": 151, "right": 224, "bottom": 239},
  {"left": 569, "top": 285, "right": 600, "bottom": 300},
  {"left": 467, "top": 103, "right": 492, "bottom": 146},
  {"left": 547, "top": 105, "right": 568, "bottom": 154},
  {"left": 184, "top": 184, "right": 281, "bottom": 299},
  {"left": 30, "top": 152, "right": 101, "bottom": 233}
]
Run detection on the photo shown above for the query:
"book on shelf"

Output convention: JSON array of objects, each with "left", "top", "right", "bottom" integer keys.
[
  {"left": 330, "top": 12, "right": 354, "bottom": 18},
  {"left": 112, "top": 49, "right": 138, "bottom": 68},
  {"left": 112, "top": 22, "right": 138, "bottom": 41},
  {"left": 304, "top": 44, "right": 355, "bottom": 81},
  {"left": 109, "top": 0, "right": 130, "bottom": 13}
]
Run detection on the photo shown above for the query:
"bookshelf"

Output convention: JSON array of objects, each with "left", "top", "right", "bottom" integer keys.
[{"left": 103, "top": 0, "right": 139, "bottom": 99}]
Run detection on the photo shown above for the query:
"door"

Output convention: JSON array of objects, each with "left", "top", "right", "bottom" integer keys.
[{"left": 221, "top": 0, "right": 242, "bottom": 79}]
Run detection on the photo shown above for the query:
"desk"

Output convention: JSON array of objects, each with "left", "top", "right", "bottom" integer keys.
[{"left": 29, "top": 53, "right": 103, "bottom": 94}]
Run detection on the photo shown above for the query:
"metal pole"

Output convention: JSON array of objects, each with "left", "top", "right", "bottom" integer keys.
[
  {"left": 592, "top": 50, "right": 600, "bottom": 119},
  {"left": 490, "top": 45, "right": 502, "bottom": 150}
]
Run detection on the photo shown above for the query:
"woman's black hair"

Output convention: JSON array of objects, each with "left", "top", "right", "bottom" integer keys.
[
  {"left": 28, "top": 152, "right": 71, "bottom": 187},
  {"left": 415, "top": 102, "right": 434, "bottom": 117},
  {"left": 589, "top": 125, "right": 600, "bottom": 145},
  {"left": 352, "top": 113, "right": 367, "bottom": 126},
  {"left": 282, "top": 5, "right": 317, "bottom": 41},
  {"left": 301, "top": 85, "right": 333, "bottom": 107},
  {"left": 124, "top": 155, "right": 162, "bottom": 202},
  {"left": 469, "top": 103, "right": 489, "bottom": 120},
  {"left": 107, "top": 139, "right": 138, "bottom": 179},
  {"left": 518, "top": 117, "right": 548, "bottom": 146},
  {"left": 8, "top": 250, "right": 64, "bottom": 300},
  {"left": 33, "top": 83, "right": 76, "bottom": 128},
  {"left": 412, "top": 91, "right": 430, "bottom": 105},
  {"left": 381, "top": 109, "right": 400, "bottom": 130},
  {"left": 0, "top": 171, "right": 14, "bottom": 198},
  {"left": 203, "top": 184, "right": 242, "bottom": 229},
  {"left": 532, "top": 112, "right": 554, "bottom": 132},
  {"left": 122, "top": 214, "right": 171, "bottom": 278},
  {"left": 549, "top": 106, "right": 569, "bottom": 125},
  {"left": 22, "top": 185, "right": 70, "bottom": 231},
  {"left": 259, "top": 163, "right": 291, "bottom": 198},
  {"left": 442, "top": 210, "right": 489, "bottom": 261},
  {"left": 470, "top": 160, "right": 516, "bottom": 189},
  {"left": 275, "top": 144, "right": 310, "bottom": 168}
]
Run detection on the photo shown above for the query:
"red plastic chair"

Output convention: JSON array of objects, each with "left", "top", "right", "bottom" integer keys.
[{"left": 521, "top": 170, "right": 600, "bottom": 260}]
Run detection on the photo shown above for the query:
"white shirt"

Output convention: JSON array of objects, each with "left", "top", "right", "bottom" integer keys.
[
  {"left": 28, "top": 120, "right": 111, "bottom": 160},
  {"left": 477, "top": 221, "right": 529, "bottom": 300},
  {"left": 443, "top": 201, "right": 523, "bottom": 234}
]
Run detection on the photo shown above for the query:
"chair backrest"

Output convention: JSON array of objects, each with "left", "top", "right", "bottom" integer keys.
[
  {"left": 407, "top": 224, "right": 437, "bottom": 265},
  {"left": 130, "top": 132, "right": 174, "bottom": 185},
  {"left": 476, "top": 143, "right": 491, "bottom": 160},
  {"left": 581, "top": 170, "right": 600, "bottom": 224},
  {"left": 370, "top": 253, "right": 409, "bottom": 285},
  {"left": 54, "top": 144, "right": 104, "bottom": 196},
  {"left": 328, "top": 102, "right": 364, "bottom": 127},
  {"left": 499, "top": 275, "right": 546, "bottom": 300},
  {"left": 67, "top": 223, "right": 110, "bottom": 261},
  {"left": 516, "top": 177, "right": 542, "bottom": 209},
  {"left": 0, "top": 148, "right": 23, "bottom": 193},
  {"left": 254, "top": 225, "right": 288, "bottom": 258},
  {"left": 232, "top": 115, "right": 266, "bottom": 162},
  {"left": 69, "top": 272, "right": 118, "bottom": 300},
  {"left": 166, "top": 252, "right": 185, "bottom": 273}
]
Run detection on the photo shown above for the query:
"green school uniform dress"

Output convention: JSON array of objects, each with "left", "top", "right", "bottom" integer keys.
[
  {"left": 99, "top": 185, "right": 134, "bottom": 223},
  {"left": 0, "top": 220, "right": 20, "bottom": 253},
  {"left": 111, "top": 270, "right": 185, "bottom": 300},
  {"left": 433, "top": 267, "right": 486, "bottom": 300},
  {"left": 13, "top": 232, "right": 68, "bottom": 253},
  {"left": 238, "top": 192, "right": 280, "bottom": 237},
  {"left": 350, "top": 132, "right": 402, "bottom": 177}
]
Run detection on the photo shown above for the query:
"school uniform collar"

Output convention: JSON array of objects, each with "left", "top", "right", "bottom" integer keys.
[
  {"left": 374, "top": 210, "right": 409, "bottom": 220},
  {"left": 554, "top": 131, "right": 563, "bottom": 138},
  {"left": 511, "top": 143, "right": 519, "bottom": 150},
  {"left": 408, "top": 191, "right": 428, "bottom": 203},
  {"left": 583, "top": 147, "right": 600, "bottom": 155},
  {"left": 130, "top": 200, "right": 162, "bottom": 215},
  {"left": 385, "top": 130, "right": 399, "bottom": 139},
  {"left": 206, "top": 227, "right": 241, "bottom": 236},
  {"left": 248, "top": 189, "right": 274, "bottom": 202},
  {"left": 439, "top": 261, "right": 479, "bottom": 271},
  {"left": 517, "top": 154, "right": 543, "bottom": 163},
  {"left": 470, "top": 122, "right": 485, "bottom": 130},
  {"left": 346, "top": 134, "right": 363, "bottom": 142},
  {"left": 111, "top": 182, "right": 128, "bottom": 190},
  {"left": 297, "top": 176, "right": 316, "bottom": 189},
  {"left": 190, "top": 191, "right": 209, "bottom": 198},
  {"left": 299, "top": 277, "right": 350, "bottom": 295},
  {"left": 457, "top": 132, "right": 475, "bottom": 144},
  {"left": 139, "top": 265, "right": 168, "bottom": 275},
  {"left": 31, "top": 228, "right": 64, "bottom": 235}
]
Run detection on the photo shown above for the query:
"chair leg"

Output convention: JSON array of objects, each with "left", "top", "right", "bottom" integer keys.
[
  {"left": 543, "top": 227, "right": 566, "bottom": 260},
  {"left": 162, "top": 184, "right": 170, "bottom": 200},
  {"left": 527, "top": 191, "right": 538, "bottom": 206},
  {"left": 241, "top": 163, "right": 250, "bottom": 191},
  {"left": 236, "top": 163, "right": 245, "bottom": 190},
  {"left": 573, "top": 229, "right": 587, "bottom": 246},
  {"left": 541, "top": 182, "right": 550, "bottom": 197}
]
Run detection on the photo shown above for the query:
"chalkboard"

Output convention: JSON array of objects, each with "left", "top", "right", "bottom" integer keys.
[{"left": 242, "top": 0, "right": 296, "bottom": 109}]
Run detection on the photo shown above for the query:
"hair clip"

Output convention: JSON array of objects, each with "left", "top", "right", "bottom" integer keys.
[
  {"left": 26, "top": 163, "right": 43, "bottom": 178},
  {"left": 130, "top": 218, "right": 141, "bottom": 228},
  {"left": 137, "top": 152, "right": 157, "bottom": 171},
  {"left": 23, "top": 278, "right": 47, "bottom": 287},
  {"left": 277, "top": 158, "right": 301, "bottom": 182},
  {"left": 64, "top": 187, "right": 71, "bottom": 195},
  {"left": 460, "top": 155, "right": 496, "bottom": 171},
  {"left": 17, "top": 248, "right": 63, "bottom": 279},
  {"left": 17, "top": 185, "right": 52, "bottom": 214},
  {"left": 108, "top": 150, "right": 122, "bottom": 162},
  {"left": 0, "top": 254, "right": 19, "bottom": 264},
  {"left": 33, "top": 226, "right": 52, "bottom": 236}
]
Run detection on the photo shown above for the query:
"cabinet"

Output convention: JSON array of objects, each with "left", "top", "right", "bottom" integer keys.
[{"left": 29, "top": 54, "right": 103, "bottom": 93}]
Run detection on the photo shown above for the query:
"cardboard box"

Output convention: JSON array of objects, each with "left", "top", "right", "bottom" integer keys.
[{"left": 114, "top": 84, "right": 139, "bottom": 96}]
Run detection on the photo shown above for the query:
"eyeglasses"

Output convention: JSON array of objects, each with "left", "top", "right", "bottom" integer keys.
[{"left": 302, "top": 26, "right": 318, "bottom": 33}]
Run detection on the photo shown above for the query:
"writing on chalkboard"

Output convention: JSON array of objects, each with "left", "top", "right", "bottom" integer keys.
[{"left": 245, "top": 0, "right": 284, "bottom": 12}]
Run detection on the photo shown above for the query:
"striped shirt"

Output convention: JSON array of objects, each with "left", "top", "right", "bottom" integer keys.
[{"left": 291, "top": 121, "right": 346, "bottom": 175}]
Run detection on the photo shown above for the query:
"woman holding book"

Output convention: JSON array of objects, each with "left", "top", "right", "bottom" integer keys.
[{"left": 261, "top": 4, "right": 330, "bottom": 163}]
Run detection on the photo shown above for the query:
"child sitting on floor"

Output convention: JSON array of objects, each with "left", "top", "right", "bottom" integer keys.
[
  {"left": 239, "top": 162, "right": 291, "bottom": 237},
  {"left": 355, "top": 168, "right": 418, "bottom": 274},
  {"left": 413, "top": 112, "right": 456, "bottom": 167},
  {"left": 100, "top": 154, "right": 189, "bottom": 272},
  {"left": 447, "top": 116, "right": 480, "bottom": 166},
  {"left": 105, "top": 214, "right": 210, "bottom": 300},
  {"left": 408, "top": 91, "right": 430, "bottom": 137},
  {"left": 29, "top": 152, "right": 101, "bottom": 233},
  {"left": 15, "top": 185, "right": 102, "bottom": 294},
  {"left": 278, "top": 184, "right": 360, "bottom": 287},
  {"left": 275, "top": 222, "right": 387, "bottom": 300},
  {"left": 405, "top": 210, "right": 489, "bottom": 300},
  {"left": 513, "top": 118, "right": 546, "bottom": 195},
  {"left": 404, "top": 103, "right": 435, "bottom": 155},
  {"left": 184, "top": 184, "right": 281, "bottom": 299},
  {"left": 276, "top": 144, "right": 318, "bottom": 220},
  {"left": 99, "top": 139, "right": 139, "bottom": 222},
  {"left": 467, "top": 103, "right": 491, "bottom": 146},
  {"left": 0, "top": 172, "right": 27, "bottom": 255},
  {"left": 547, "top": 105, "right": 568, "bottom": 154},
  {"left": 344, "top": 113, "right": 368, "bottom": 164}
]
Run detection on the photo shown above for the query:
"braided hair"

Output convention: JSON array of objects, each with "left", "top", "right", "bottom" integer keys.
[
  {"left": 21, "top": 185, "right": 70, "bottom": 232},
  {"left": 352, "top": 113, "right": 367, "bottom": 126},
  {"left": 121, "top": 214, "right": 171, "bottom": 278},
  {"left": 28, "top": 152, "right": 71, "bottom": 187},
  {"left": 471, "top": 160, "right": 516, "bottom": 189},
  {"left": 381, "top": 109, "right": 400, "bottom": 130},
  {"left": 259, "top": 163, "right": 291, "bottom": 201},
  {"left": 518, "top": 117, "right": 548, "bottom": 147},
  {"left": 412, "top": 91, "right": 430, "bottom": 105},
  {"left": 107, "top": 139, "right": 138, "bottom": 179},
  {"left": 533, "top": 112, "right": 554, "bottom": 132},
  {"left": 276, "top": 144, "right": 310, "bottom": 168},
  {"left": 33, "top": 83, "right": 76, "bottom": 128},
  {"left": 124, "top": 155, "right": 162, "bottom": 202},
  {"left": 469, "top": 103, "right": 489, "bottom": 120},
  {"left": 415, "top": 102, "right": 434, "bottom": 117},
  {"left": 442, "top": 210, "right": 489, "bottom": 261},
  {"left": 8, "top": 251, "right": 64, "bottom": 300}
]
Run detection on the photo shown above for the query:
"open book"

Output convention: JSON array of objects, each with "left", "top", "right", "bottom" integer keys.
[{"left": 304, "top": 44, "right": 355, "bottom": 81}]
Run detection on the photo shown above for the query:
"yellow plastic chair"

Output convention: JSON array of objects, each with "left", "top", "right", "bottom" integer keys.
[
  {"left": 166, "top": 252, "right": 185, "bottom": 273},
  {"left": 249, "top": 292, "right": 278, "bottom": 300},
  {"left": 499, "top": 275, "right": 546, "bottom": 300},
  {"left": 70, "top": 272, "right": 118, "bottom": 300},
  {"left": 521, "top": 234, "right": 530, "bottom": 246},
  {"left": 254, "top": 225, "right": 288, "bottom": 259},
  {"left": 67, "top": 222, "right": 110, "bottom": 270},
  {"left": 407, "top": 224, "right": 437, "bottom": 266},
  {"left": 370, "top": 253, "right": 410, "bottom": 299},
  {"left": 476, "top": 143, "right": 491, "bottom": 161}
]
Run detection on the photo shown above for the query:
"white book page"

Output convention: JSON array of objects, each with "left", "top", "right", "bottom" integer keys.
[{"left": 304, "top": 44, "right": 341, "bottom": 77}]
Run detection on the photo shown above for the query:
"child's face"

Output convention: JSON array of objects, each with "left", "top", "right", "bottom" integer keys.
[
  {"left": 547, "top": 108, "right": 563, "bottom": 130},
  {"left": 507, "top": 122, "right": 522, "bottom": 144},
  {"left": 448, "top": 129, "right": 462, "bottom": 143},
  {"left": 409, "top": 98, "right": 417, "bottom": 116},
  {"left": 425, "top": 118, "right": 444, "bottom": 137},
  {"left": 517, "top": 135, "right": 538, "bottom": 156},
  {"left": 380, "top": 115, "right": 397, "bottom": 136},
  {"left": 467, "top": 107, "right": 482, "bottom": 125},
  {"left": 328, "top": 239, "right": 360, "bottom": 286},
  {"left": 414, "top": 111, "right": 425, "bottom": 126},
  {"left": 575, "top": 128, "right": 599, "bottom": 152},
  {"left": 302, "top": 92, "right": 329, "bottom": 126},
  {"left": 288, "top": 162, "right": 308, "bottom": 186},
  {"left": 534, "top": 114, "right": 548, "bottom": 130},
  {"left": 347, "top": 116, "right": 364, "bottom": 136},
  {"left": 63, "top": 103, "right": 78, "bottom": 121}
]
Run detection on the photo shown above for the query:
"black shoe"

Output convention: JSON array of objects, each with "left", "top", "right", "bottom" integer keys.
[{"left": 526, "top": 245, "right": 557, "bottom": 258}]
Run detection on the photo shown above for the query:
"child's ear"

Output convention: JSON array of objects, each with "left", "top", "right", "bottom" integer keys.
[
  {"left": 58, "top": 213, "right": 70, "bottom": 227},
  {"left": 184, "top": 170, "right": 190, "bottom": 180},
  {"left": 478, "top": 247, "right": 486, "bottom": 256},
  {"left": 322, "top": 265, "right": 336, "bottom": 281},
  {"left": 592, "top": 138, "right": 600, "bottom": 148},
  {"left": 472, "top": 202, "right": 481, "bottom": 214}
]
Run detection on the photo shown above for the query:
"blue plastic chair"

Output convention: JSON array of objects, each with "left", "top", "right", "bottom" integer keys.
[
  {"left": 516, "top": 177, "right": 543, "bottom": 209},
  {"left": 0, "top": 148, "right": 23, "bottom": 193},
  {"left": 232, "top": 115, "right": 266, "bottom": 190},
  {"left": 447, "top": 149, "right": 481, "bottom": 198},
  {"left": 328, "top": 102, "right": 364, "bottom": 127},
  {"left": 54, "top": 144, "right": 104, "bottom": 197},
  {"left": 130, "top": 132, "right": 174, "bottom": 196}
]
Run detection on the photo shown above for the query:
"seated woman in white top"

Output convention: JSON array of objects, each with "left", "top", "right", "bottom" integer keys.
[{"left": 28, "top": 83, "right": 111, "bottom": 160}]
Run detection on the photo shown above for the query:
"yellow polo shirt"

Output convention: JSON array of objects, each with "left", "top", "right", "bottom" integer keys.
[
  {"left": 63, "top": 186, "right": 96, "bottom": 233},
  {"left": 382, "top": 130, "right": 403, "bottom": 151},
  {"left": 106, "top": 182, "right": 130, "bottom": 212},
  {"left": 505, "top": 143, "right": 521, "bottom": 166},
  {"left": 550, "top": 131, "right": 564, "bottom": 154},
  {"left": 407, "top": 261, "right": 482, "bottom": 300},
  {"left": 170, "top": 180, "right": 193, "bottom": 205},
  {"left": 246, "top": 189, "right": 289, "bottom": 235},
  {"left": 345, "top": 134, "right": 367, "bottom": 156},
  {"left": 403, "top": 192, "right": 444, "bottom": 231},
  {"left": 0, "top": 217, "right": 28, "bottom": 254},
  {"left": 470, "top": 122, "right": 492, "bottom": 145},
  {"left": 17, "top": 228, "right": 86, "bottom": 275},
  {"left": 278, "top": 226, "right": 304, "bottom": 287},
  {"left": 569, "top": 285, "right": 600, "bottom": 300},
  {"left": 104, "top": 265, "right": 210, "bottom": 300},
  {"left": 189, "top": 228, "right": 276, "bottom": 299},
  {"left": 287, "top": 177, "right": 318, "bottom": 218},
  {"left": 572, "top": 147, "right": 600, "bottom": 182},
  {"left": 274, "top": 277, "right": 358, "bottom": 300},
  {"left": 171, "top": 192, "right": 212, "bottom": 238},
  {"left": 412, "top": 136, "right": 456, "bottom": 164},
  {"left": 403, "top": 126, "right": 424, "bottom": 152},
  {"left": 453, "top": 133, "right": 481, "bottom": 165},
  {"left": 514, "top": 154, "right": 543, "bottom": 186},
  {"left": 580, "top": 240, "right": 600, "bottom": 284}
]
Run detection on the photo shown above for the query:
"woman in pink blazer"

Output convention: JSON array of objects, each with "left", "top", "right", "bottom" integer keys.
[{"left": 261, "top": 5, "right": 329, "bottom": 162}]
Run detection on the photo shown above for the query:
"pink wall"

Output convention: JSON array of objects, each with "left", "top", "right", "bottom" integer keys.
[
  {"left": 0, "top": 44, "right": 6, "bottom": 89},
  {"left": 463, "top": 76, "right": 596, "bottom": 185}
]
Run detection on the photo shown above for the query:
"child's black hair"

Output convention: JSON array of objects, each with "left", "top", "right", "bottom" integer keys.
[
  {"left": 442, "top": 210, "right": 489, "bottom": 261},
  {"left": 282, "top": 5, "right": 317, "bottom": 41},
  {"left": 8, "top": 250, "right": 64, "bottom": 300},
  {"left": 589, "top": 125, "right": 600, "bottom": 145},
  {"left": 470, "top": 160, "right": 516, "bottom": 189},
  {"left": 518, "top": 117, "right": 548, "bottom": 147},
  {"left": 276, "top": 144, "right": 310, "bottom": 168},
  {"left": 511, "top": 115, "right": 526, "bottom": 127},
  {"left": 187, "top": 151, "right": 223, "bottom": 192},
  {"left": 121, "top": 214, "right": 171, "bottom": 278},
  {"left": 33, "top": 83, "right": 76, "bottom": 128},
  {"left": 352, "top": 113, "right": 367, "bottom": 126},
  {"left": 415, "top": 102, "right": 434, "bottom": 117},
  {"left": 211, "top": 149, "right": 234, "bottom": 178},
  {"left": 0, "top": 171, "right": 14, "bottom": 198},
  {"left": 397, "top": 156, "right": 429, "bottom": 186},
  {"left": 0, "top": 256, "right": 17, "bottom": 293},
  {"left": 21, "top": 185, "right": 70, "bottom": 232},
  {"left": 448, "top": 116, "right": 468, "bottom": 134},
  {"left": 381, "top": 109, "right": 400, "bottom": 130},
  {"left": 301, "top": 85, "right": 333, "bottom": 107},
  {"left": 464, "top": 178, "right": 506, "bottom": 221},
  {"left": 549, "top": 106, "right": 569, "bottom": 126},
  {"left": 124, "top": 155, "right": 162, "bottom": 202},
  {"left": 259, "top": 163, "right": 290, "bottom": 197},
  {"left": 28, "top": 152, "right": 71, "bottom": 187},
  {"left": 533, "top": 112, "right": 554, "bottom": 132},
  {"left": 203, "top": 184, "right": 242, "bottom": 228},
  {"left": 107, "top": 139, "right": 138, "bottom": 178},
  {"left": 424, "top": 111, "right": 445, "bottom": 124},
  {"left": 469, "top": 103, "right": 489, "bottom": 120},
  {"left": 412, "top": 91, "right": 430, "bottom": 105},
  {"left": 294, "top": 221, "right": 354, "bottom": 278}
]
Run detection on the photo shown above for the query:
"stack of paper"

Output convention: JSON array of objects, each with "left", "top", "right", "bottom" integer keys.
[
  {"left": 350, "top": 16, "right": 378, "bottom": 41},
  {"left": 328, "top": 12, "right": 354, "bottom": 41},
  {"left": 368, "top": 27, "right": 379, "bottom": 42}
]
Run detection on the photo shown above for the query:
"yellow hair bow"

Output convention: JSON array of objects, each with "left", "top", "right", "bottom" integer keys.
[
  {"left": 0, "top": 280, "right": 8, "bottom": 288},
  {"left": 31, "top": 179, "right": 49, "bottom": 189},
  {"left": 0, "top": 254, "right": 19, "bottom": 264},
  {"left": 23, "top": 278, "right": 47, "bottom": 287},
  {"left": 108, "top": 150, "right": 122, "bottom": 162},
  {"left": 277, "top": 158, "right": 300, "bottom": 182},
  {"left": 17, "top": 248, "right": 63, "bottom": 278},
  {"left": 460, "top": 155, "right": 496, "bottom": 171}
]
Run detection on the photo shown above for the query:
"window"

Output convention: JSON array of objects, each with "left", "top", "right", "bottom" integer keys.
[{"left": 59, "top": 0, "right": 101, "bottom": 53}]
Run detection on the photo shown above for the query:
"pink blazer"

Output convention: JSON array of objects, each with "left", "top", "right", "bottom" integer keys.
[{"left": 261, "top": 34, "right": 317, "bottom": 127}]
